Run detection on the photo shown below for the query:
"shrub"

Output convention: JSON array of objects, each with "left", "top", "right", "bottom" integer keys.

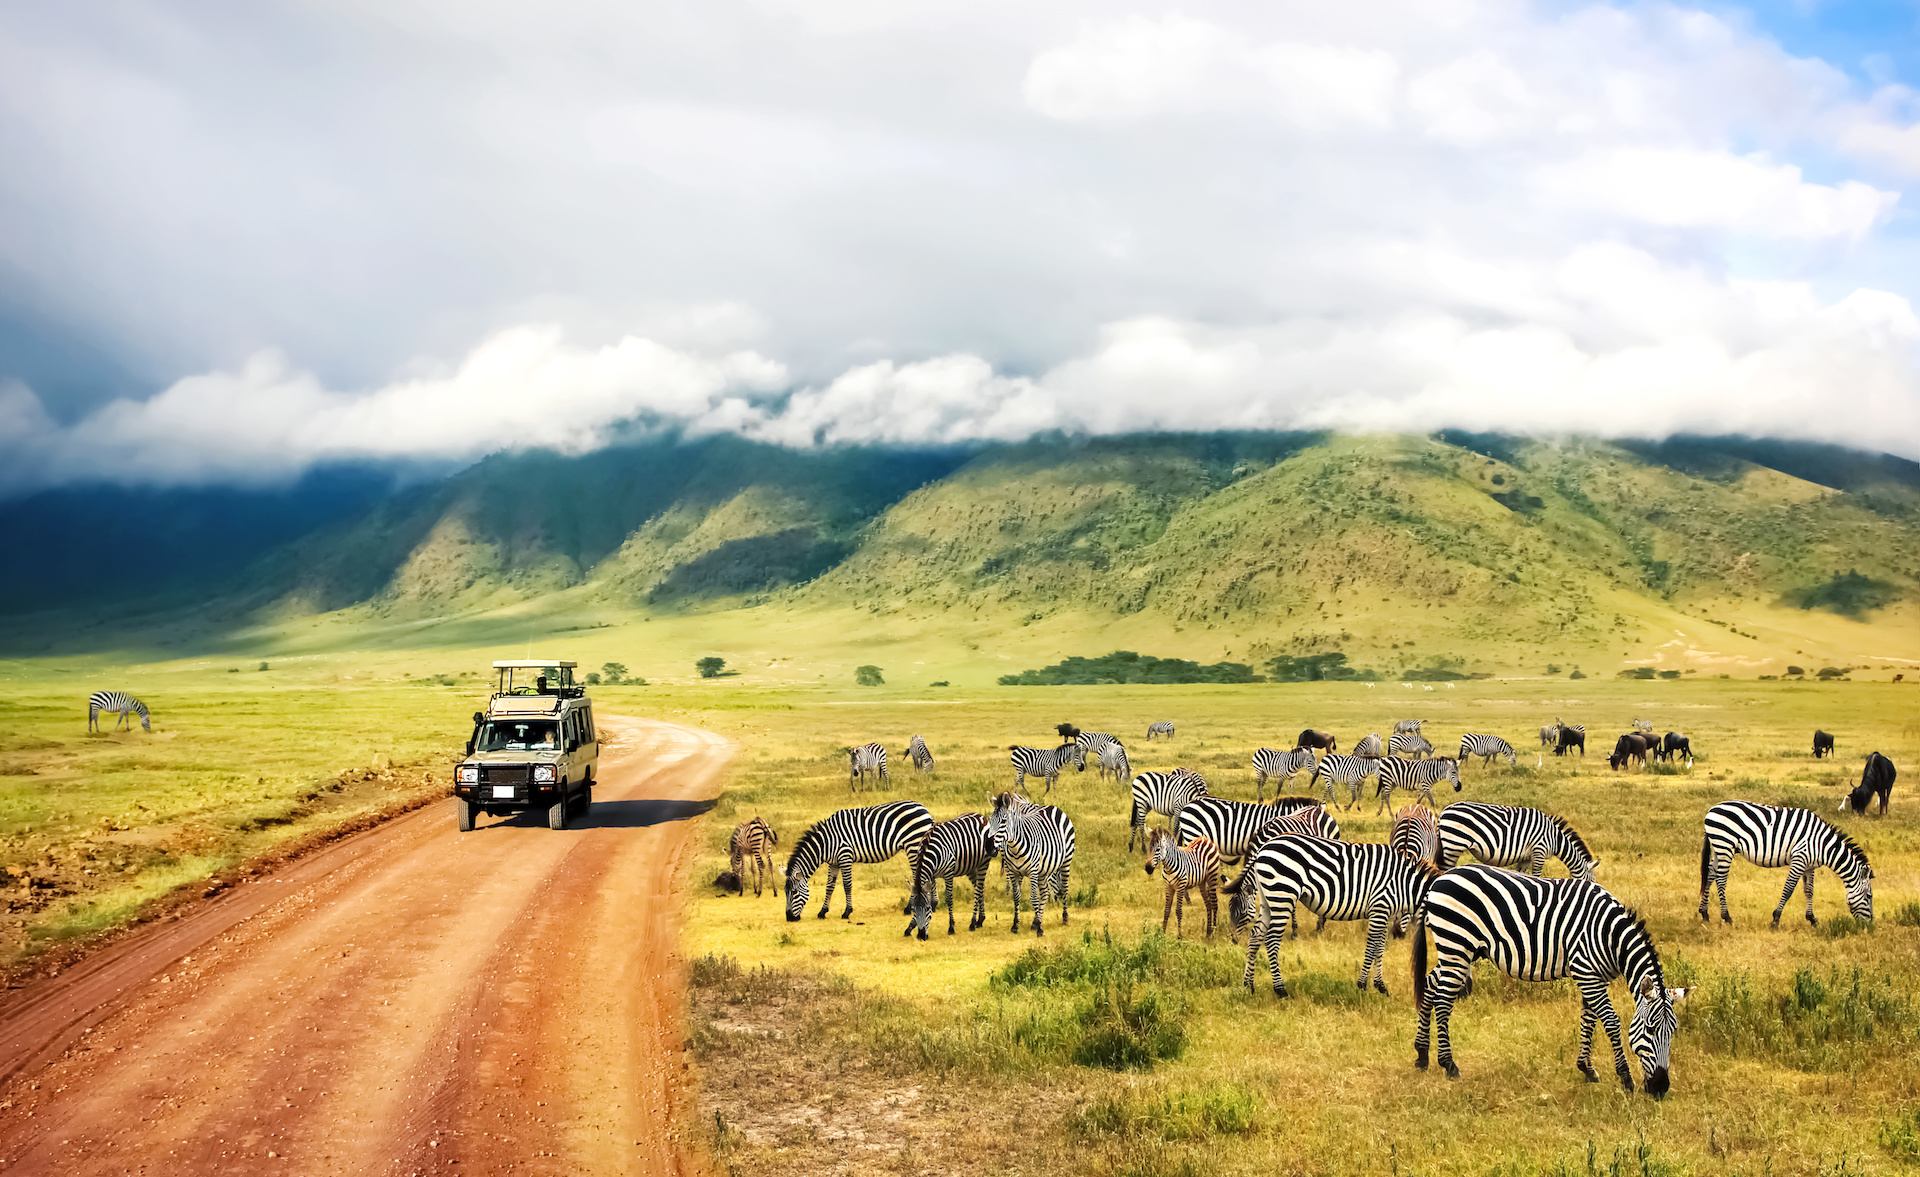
[
  {"left": 1546, "top": 664, "right": 1562, "bottom": 675},
  {"left": 696, "top": 657, "right": 726, "bottom": 679},
  {"left": 1787, "top": 666, "right": 1805, "bottom": 676},
  {"left": 586, "top": 672, "right": 601, "bottom": 685},
  {"left": 1002, "top": 651, "right": 1261, "bottom": 686},
  {"left": 1657, "top": 669, "right": 1682, "bottom": 679},
  {"left": 1618, "top": 667, "right": 1657, "bottom": 680},
  {"left": 1817, "top": 667, "right": 1846, "bottom": 680},
  {"left": 929, "top": 680, "right": 949, "bottom": 687},
  {"left": 258, "top": 662, "right": 270, "bottom": 671},
  {"left": 602, "top": 662, "right": 628, "bottom": 684},
  {"left": 1691, "top": 967, "right": 1920, "bottom": 1071},
  {"left": 855, "top": 664, "right": 885, "bottom": 686},
  {"left": 1891, "top": 901, "right": 1920, "bottom": 927},
  {"left": 1568, "top": 668, "right": 1587, "bottom": 679},
  {"left": 1072, "top": 983, "right": 1187, "bottom": 1069}
]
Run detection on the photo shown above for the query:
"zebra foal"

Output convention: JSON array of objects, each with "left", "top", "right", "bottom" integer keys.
[
  {"left": 785, "top": 800, "right": 933, "bottom": 921},
  {"left": 1250, "top": 746, "right": 1314, "bottom": 800},
  {"left": 987, "top": 792, "right": 1076, "bottom": 936},
  {"left": 728, "top": 817, "right": 780, "bottom": 897},
  {"left": 905, "top": 813, "right": 995, "bottom": 938},
  {"left": 87, "top": 691, "right": 150, "bottom": 733},
  {"left": 1231, "top": 835, "right": 1437, "bottom": 997},
  {"left": 847, "top": 742, "right": 889, "bottom": 792},
  {"left": 1437, "top": 802, "right": 1597, "bottom": 881},
  {"left": 1699, "top": 801, "right": 1873, "bottom": 927},
  {"left": 1144, "top": 829, "right": 1221, "bottom": 938}
]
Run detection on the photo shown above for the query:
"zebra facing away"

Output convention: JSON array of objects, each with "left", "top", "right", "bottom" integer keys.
[
  {"left": 87, "top": 691, "right": 150, "bottom": 732},
  {"left": 1231, "top": 834, "right": 1438, "bottom": 997},
  {"left": 1438, "top": 801, "right": 1597, "bottom": 882},
  {"left": 785, "top": 800, "right": 934, "bottom": 922},
  {"left": 1352, "top": 733, "right": 1385, "bottom": 758},
  {"left": 987, "top": 792, "right": 1076, "bottom": 935},
  {"left": 1374, "top": 756, "right": 1461, "bottom": 816},
  {"left": 1146, "top": 721, "right": 1176, "bottom": 741},
  {"left": 848, "top": 743, "right": 889, "bottom": 792},
  {"left": 728, "top": 817, "right": 780, "bottom": 898},
  {"left": 1144, "top": 829, "right": 1222, "bottom": 938},
  {"left": 907, "top": 735, "right": 936, "bottom": 773},
  {"left": 1539, "top": 724, "right": 1560, "bottom": 749},
  {"left": 905, "top": 813, "right": 995, "bottom": 939},
  {"left": 1389, "top": 804, "right": 1439, "bottom": 865},
  {"left": 1413, "top": 865, "right": 1679, "bottom": 1094},
  {"left": 1458, "top": 733, "right": 1517, "bottom": 768},
  {"left": 1250, "top": 747, "right": 1315, "bottom": 799},
  {"left": 1008, "top": 744, "right": 1076, "bottom": 794},
  {"left": 1311, "top": 752, "right": 1381, "bottom": 809},
  {"left": 1388, "top": 731, "right": 1434, "bottom": 759},
  {"left": 1128, "top": 769, "right": 1210, "bottom": 852},
  {"left": 1097, "top": 741, "right": 1132, "bottom": 785},
  {"left": 1699, "top": 801, "right": 1874, "bottom": 927}
]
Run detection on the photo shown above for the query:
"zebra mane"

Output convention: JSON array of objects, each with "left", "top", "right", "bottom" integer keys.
[
  {"left": 1617, "top": 908, "right": 1667, "bottom": 992},
  {"left": 787, "top": 824, "right": 825, "bottom": 873},
  {"left": 1826, "top": 823, "right": 1870, "bottom": 870},
  {"left": 1552, "top": 814, "right": 1593, "bottom": 861}
]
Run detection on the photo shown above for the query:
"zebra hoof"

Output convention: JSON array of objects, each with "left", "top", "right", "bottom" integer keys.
[
  {"left": 1618, "top": 1072, "right": 1635, "bottom": 1092},
  {"left": 917, "top": 930, "right": 929, "bottom": 942},
  {"left": 1577, "top": 1062, "right": 1599, "bottom": 1082},
  {"left": 1442, "top": 1062, "right": 1460, "bottom": 1080},
  {"left": 1374, "top": 979, "right": 1390, "bottom": 996},
  {"left": 816, "top": 912, "right": 828, "bottom": 920},
  {"left": 1721, "top": 913, "right": 1732, "bottom": 925},
  {"left": 1806, "top": 914, "right": 1818, "bottom": 927},
  {"left": 1415, "top": 1048, "right": 1428, "bottom": 1070},
  {"left": 1274, "top": 985, "right": 1288, "bottom": 999}
]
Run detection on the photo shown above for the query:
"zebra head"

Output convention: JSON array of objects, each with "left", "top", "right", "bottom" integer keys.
[
  {"left": 1844, "top": 860, "right": 1875, "bottom": 922},
  {"left": 784, "top": 869, "right": 808, "bottom": 921},
  {"left": 1221, "top": 866, "right": 1257, "bottom": 943},
  {"left": 1142, "top": 828, "right": 1169, "bottom": 876},
  {"left": 1629, "top": 977, "right": 1677, "bottom": 1097},
  {"left": 784, "top": 829, "right": 820, "bottom": 922},
  {"left": 1438, "top": 757, "right": 1462, "bottom": 792}
]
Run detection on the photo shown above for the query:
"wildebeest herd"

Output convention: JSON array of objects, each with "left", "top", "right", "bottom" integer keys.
[{"left": 716, "top": 717, "right": 1899, "bottom": 1095}]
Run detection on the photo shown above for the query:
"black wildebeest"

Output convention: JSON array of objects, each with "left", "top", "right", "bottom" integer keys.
[
  {"left": 1813, "top": 730, "right": 1836, "bottom": 759},
  {"left": 1554, "top": 725, "right": 1586, "bottom": 757},
  {"left": 1609, "top": 732, "right": 1652, "bottom": 771},
  {"left": 1841, "top": 752, "right": 1897, "bottom": 816},
  {"left": 1652, "top": 732, "right": 1693, "bottom": 767},
  {"left": 1297, "top": 729, "right": 1338, "bottom": 754}
]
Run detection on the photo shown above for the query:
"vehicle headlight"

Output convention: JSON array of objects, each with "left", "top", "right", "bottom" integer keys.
[
  {"left": 457, "top": 766, "right": 479, "bottom": 783},
  {"left": 533, "top": 765, "right": 556, "bottom": 782}
]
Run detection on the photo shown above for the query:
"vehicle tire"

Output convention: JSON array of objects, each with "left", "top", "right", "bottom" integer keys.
[
  {"left": 456, "top": 797, "right": 476, "bottom": 833},
  {"left": 548, "top": 792, "right": 569, "bottom": 830},
  {"left": 573, "top": 782, "right": 591, "bottom": 819}
]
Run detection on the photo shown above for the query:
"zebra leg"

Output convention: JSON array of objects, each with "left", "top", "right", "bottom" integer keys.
[
  {"left": 1203, "top": 879, "right": 1218, "bottom": 940},
  {"left": 1162, "top": 880, "right": 1175, "bottom": 934},
  {"left": 1374, "top": 782, "right": 1389, "bottom": 817},
  {"left": 944, "top": 876, "right": 957, "bottom": 936},
  {"left": 1575, "top": 988, "right": 1601, "bottom": 1082},
  {"left": 1772, "top": 858, "right": 1807, "bottom": 927},
  {"left": 1056, "top": 865, "right": 1070, "bottom": 925},
  {"left": 1241, "top": 896, "right": 1265, "bottom": 994},
  {"left": 1427, "top": 967, "right": 1465, "bottom": 1078},
  {"left": 1528, "top": 846, "right": 1549, "bottom": 876},
  {"left": 1007, "top": 870, "right": 1024, "bottom": 933},
  {"left": 969, "top": 867, "right": 987, "bottom": 931},
  {"left": 1029, "top": 875, "right": 1045, "bottom": 936},
  {"left": 1265, "top": 901, "right": 1293, "bottom": 997},
  {"left": 1583, "top": 980, "right": 1634, "bottom": 1090},
  {"left": 1254, "top": 770, "right": 1265, "bottom": 802},
  {"left": 817, "top": 863, "right": 837, "bottom": 918},
  {"left": 1802, "top": 858, "right": 1818, "bottom": 926},
  {"left": 841, "top": 861, "right": 856, "bottom": 919},
  {"left": 1360, "top": 910, "right": 1389, "bottom": 994}
]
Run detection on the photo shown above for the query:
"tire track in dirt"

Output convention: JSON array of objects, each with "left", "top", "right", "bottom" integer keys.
[{"left": 0, "top": 716, "right": 732, "bottom": 1177}]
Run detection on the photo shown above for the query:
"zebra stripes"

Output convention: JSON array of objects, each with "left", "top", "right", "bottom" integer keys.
[
  {"left": 1437, "top": 802, "right": 1597, "bottom": 882},
  {"left": 1539, "top": 724, "right": 1559, "bottom": 749},
  {"left": 1413, "top": 865, "right": 1676, "bottom": 1094},
  {"left": 1388, "top": 731, "right": 1434, "bottom": 759},
  {"left": 1008, "top": 744, "right": 1075, "bottom": 794},
  {"left": 907, "top": 734, "right": 936, "bottom": 773},
  {"left": 1176, "top": 795, "right": 1306, "bottom": 861},
  {"left": 1233, "top": 835, "right": 1437, "bottom": 997},
  {"left": 1458, "top": 733, "right": 1516, "bottom": 768},
  {"left": 87, "top": 691, "right": 150, "bottom": 733},
  {"left": 1070, "top": 731, "right": 1121, "bottom": 771},
  {"left": 785, "top": 800, "right": 933, "bottom": 922},
  {"left": 1097, "top": 742, "right": 1132, "bottom": 785},
  {"left": 1352, "top": 733, "right": 1385, "bottom": 758},
  {"left": 1128, "top": 769, "right": 1209, "bottom": 852},
  {"left": 987, "top": 792, "right": 1076, "bottom": 936},
  {"left": 1699, "top": 801, "right": 1874, "bottom": 927},
  {"left": 1223, "top": 802, "right": 1344, "bottom": 940},
  {"left": 1389, "top": 804, "right": 1439, "bottom": 866},
  {"left": 729, "top": 817, "right": 780, "bottom": 898},
  {"left": 1145, "top": 829, "right": 1221, "bottom": 938},
  {"left": 1311, "top": 752, "right": 1381, "bottom": 809},
  {"left": 1393, "top": 720, "right": 1424, "bottom": 736},
  {"left": 1146, "top": 721, "right": 1176, "bottom": 741},
  {"left": 905, "top": 813, "right": 995, "bottom": 939},
  {"left": 1373, "top": 756, "right": 1461, "bottom": 816},
  {"left": 1250, "top": 747, "right": 1315, "bottom": 800},
  {"left": 848, "top": 743, "right": 890, "bottom": 792}
]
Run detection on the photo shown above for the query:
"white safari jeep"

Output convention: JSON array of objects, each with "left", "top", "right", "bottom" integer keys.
[{"left": 453, "top": 660, "right": 600, "bottom": 831}]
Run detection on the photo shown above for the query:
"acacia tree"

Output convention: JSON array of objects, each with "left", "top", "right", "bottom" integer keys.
[
  {"left": 601, "top": 662, "right": 628, "bottom": 685},
  {"left": 855, "top": 665, "right": 884, "bottom": 686},
  {"left": 697, "top": 657, "right": 727, "bottom": 679}
]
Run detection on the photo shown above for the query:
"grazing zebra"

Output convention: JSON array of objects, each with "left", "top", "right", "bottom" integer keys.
[
  {"left": 1413, "top": 865, "right": 1678, "bottom": 1093},
  {"left": 1144, "top": 829, "right": 1221, "bottom": 938},
  {"left": 1393, "top": 719, "right": 1424, "bottom": 736},
  {"left": 1007, "top": 743, "right": 1076, "bottom": 794},
  {"left": 1128, "top": 769, "right": 1210, "bottom": 852},
  {"left": 1176, "top": 795, "right": 1308, "bottom": 861},
  {"left": 1438, "top": 801, "right": 1597, "bottom": 882},
  {"left": 1458, "top": 733, "right": 1517, "bottom": 768},
  {"left": 1538, "top": 724, "right": 1559, "bottom": 749},
  {"left": 987, "top": 792, "right": 1076, "bottom": 936},
  {"left": 87, "top": 691, "right": 150, "bottom": 733},
  {"left": 1352, "top": 733, "right": 1385, "bottom": 758},
  {"left": 848, "top": 743, "right": 890, "bottom": 792},
  {"left": 906, "top": 734, "right": 936, "bottom": 773},
  {"left": 785, "top": 800, "right": 934, "bottom": 921},
  {"left": 1388, "top": 731, "right": 1434, "bottom": 759},
  {"left": 1374, "top": 756, "right": 1461, "bottom": 815},
  {"left": 1232, "top": 835, "right": 1438, "bottom": 997},
  {"left": 1310, "top": 752, "right": 1381, "bottom": 809},
  {"left": 1699, "top": 801, "right": 1873, "bottom": 927},
  {"left": 905, "top": 813, "right": 995, "bottom": 939},
  {"left": 1146, "top": 721, "right": 1176, "bottom": 741},
  {"left": 1097, "top": 741, "right": 1133, "bottom": 785},
  {"left": 1250, "top": 746, "right": 1315, "bottom": 800},
  {"left": 728, "top": 817, "right": 780, "bottom": 898},
  {"left": 1070, "top": 730, "right": 1122, "bottom": 771}
]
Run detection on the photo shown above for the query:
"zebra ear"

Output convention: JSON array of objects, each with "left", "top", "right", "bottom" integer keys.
[{"left": 1665, "top": 986, "right": 1691, "bottom": 1003}]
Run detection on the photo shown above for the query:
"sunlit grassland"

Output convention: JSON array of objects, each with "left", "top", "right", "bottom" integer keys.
[{"left": 678, "top": 679, "right": 1920, "bottom": 1176}]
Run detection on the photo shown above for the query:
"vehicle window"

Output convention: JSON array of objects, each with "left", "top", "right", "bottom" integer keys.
[
  {"left": 476, "top": 720, "right": 560, "bottom": 751},
  {"left": 582, "top": 711, "right": 595, "bottom": 743}
]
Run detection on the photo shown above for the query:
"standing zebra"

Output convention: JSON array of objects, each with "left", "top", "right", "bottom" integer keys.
[
  {"left": 847, "top": 743, "right": 890, "bottom": 792},
  {"left": 1310, "top": 752, "right": 1381, "bottom": 810},
  {"left": 1070, "top": 731, "right": 1122, "bottom": 771},
  {"left": 1352, "top": 733, "right": 1385, "bottom": 758},
  {"left": 1097, "top": 741, "right": 1132, "bottom": 786},
  {"left": 1128, "top": 769, "right": 1210, "bottom": 852},
  {"left": 1231, "top": 835, "right": 1437, "bottom": 997},
  {"left": 1146, "top": 721, "right": 1176, "bottom": 741},
  {"left": 785, "top": 800, "right": 933, "bottom": 921},
  {"left": 1374, "top": 756, "right": 1461, "bottom": 815},
  {"left": 1699, "top": 801, "right": 1873, "bottom": 927},
  {"left": 1250, "top": 747, "right": 1315, "bottom": 800},
  {"left": 987, "top": 792, "right": 1076, "bottom": 936},
  {"left": 1393, "top": 719, "right": 1424, "bottom": 736},
  {"left": 1222, "top": 802, "right": 1345, "bottom": 940},
  {"left": 1538, "top": 724, "right": 1559, "bottom": 749},
  {"left": 1144, "top": 829, "right": 1222, "bottom": 938},
  {"left": 87, "top": 691, "right": 150, "bottom": 732},
  {"left": 1457, "top": 734, "right": 1516, "bottom": 769},
  {"left": 1388, "top": 731, "right": 1434, "bottom": 759},
  {"left": 905, "top": 813, "right": 995, "bottom": 939},
  {"left": 1437, "top": 802, "right": 1597, "bottom": 882},
  {"left": 728, "top": 817, "right": 780, "bottom": 898},
  {"left": 1008, "top": 743, "right": 1076, "bottom": 794},
  {"left": 1413, "top": 865, "right": 1678, "bottom": 1094},
  {"left": 1389, "top": 804, "right": 1439, "bottom": 865},
  {"left": 906, "top": 734, "right": 936, "bottom": 773},
  {"left": 1176, "top": 795, "right": 1308, "bottom": 861}
]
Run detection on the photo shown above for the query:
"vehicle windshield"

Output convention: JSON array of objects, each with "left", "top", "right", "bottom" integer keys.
[{"left": 476, "top": 720, "right": 561, "bottom": 752}]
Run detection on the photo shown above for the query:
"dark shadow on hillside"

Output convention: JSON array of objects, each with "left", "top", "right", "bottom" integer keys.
[{"left": 646, "top": 530, "right": 851, "bottom": 603}]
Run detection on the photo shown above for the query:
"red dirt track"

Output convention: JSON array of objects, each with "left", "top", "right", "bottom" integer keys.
[{"left": 0, "top": 717, "right": 732, "bottom": 1176}]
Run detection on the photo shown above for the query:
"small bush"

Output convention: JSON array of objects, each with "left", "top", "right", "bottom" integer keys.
[
  {"left": 1817, "top": 915, "right": 1871, "bottom": 940},
  {"left": 929, "top": 680, "right": 949, "bottom": 687},
  {"left": 1568, "top": 669, "right": 1587, "bottom": 679},
  {"left": 855, "top": 664, "right": 885, "bottom": 686},
  {"left": 1692, "top": 967, "right": 1920, "bottom": 1071},
  {"left": 696, "top": 657, "right": 726, "bottom": 679},
  {"left": 1787, "top": 666, "right": 1805, "bottom": 676},
  {"left": 1648, "top": 761, "right": 1685, "bottom": 775},
  {"left": 602, "top": 662, "right": 628, "bottom": 685},
  {"left": 1657, "top": 669, "right": 1682, "bottom": 680},
  {"left": 1073, "top": 983, "right": 1187, "bottom": 1069},
  {"left": 1618, "top": 667, "right": 1657, "bottom": 680},
  {"left": 1817, "top": 667, "right": 1846, "bottom": 680},
  {"left": 258, "top": 661, "right": 270, "bottom": 671}
]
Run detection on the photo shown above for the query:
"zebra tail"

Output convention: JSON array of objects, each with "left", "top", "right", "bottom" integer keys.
[
  {"left": 1698, "top": 831, "right": 1710, "bottom": 894},
  {"left": 1410, "top": 910, "right": 1429, "bottom": 1005}
]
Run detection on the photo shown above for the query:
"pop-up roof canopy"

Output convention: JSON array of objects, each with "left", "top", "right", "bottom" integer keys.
[{"left": 492, "top": 660, "right": 578, "bottom": 669}]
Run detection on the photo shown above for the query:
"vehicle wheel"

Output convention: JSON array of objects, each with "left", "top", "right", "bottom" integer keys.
[
  {"left": 573, "top": 783, "right": 592, "bottom": 818},
  {"left": 456, "top": 797, "right": 476, "bottom": 832},
  {"left": 547, "top": 793, "right": 569, "bottom": 830}
]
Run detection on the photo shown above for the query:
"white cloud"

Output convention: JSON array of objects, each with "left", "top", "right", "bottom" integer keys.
[
  {"left": 1534, "top": 148, "right": 1897, "bottom": 239},
  {"left": 1407, "top": 51, "right": 1538, "bottom": 145}
]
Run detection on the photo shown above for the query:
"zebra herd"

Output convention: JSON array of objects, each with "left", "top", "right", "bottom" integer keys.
[{"left": 727, "top": 712, "right": 1900, "bottom": 1095}]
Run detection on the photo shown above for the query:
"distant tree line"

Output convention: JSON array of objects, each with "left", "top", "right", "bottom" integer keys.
[{"left": 998, "top": 651, "right": 1259, "bottom": 686}]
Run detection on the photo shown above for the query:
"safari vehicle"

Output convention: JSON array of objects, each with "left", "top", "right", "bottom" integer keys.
[{"left": 452, "top": 660, "right": 600, "bottom": 831}]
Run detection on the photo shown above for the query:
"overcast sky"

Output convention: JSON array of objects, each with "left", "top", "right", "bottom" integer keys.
[{"left": 2, "top": 0, "right": 1918, "bottom": 491}]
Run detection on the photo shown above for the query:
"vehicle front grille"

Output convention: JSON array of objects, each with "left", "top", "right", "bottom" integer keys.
[{"left": 480, "top": 765, "right": 531, "bottom": 787}]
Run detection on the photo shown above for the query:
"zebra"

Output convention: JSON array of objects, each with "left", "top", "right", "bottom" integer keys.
[
  {"left": 1231, "top": 835, "right": 1438, "bottom": 997},
  {"left": 1633, "top": 717, "right": 1654, "bottom": 734},
  {"left": 987, "top": 792, "right": 1076, "bottom": 935},
  {"left": 1393, "top": 720, "right": 1424, "bottom": 735},
  {"left": 906, "top": 734, "right": 935, "bottom": 773},
  {"left": 905, "top": 813, "right": 995, "bottom": 939},
  {"left": 1222, "top": 802, "right": 1345, "bottom": 941},
  {"left": 1069, "top": 730, "right": 1122, "bottom": 771},
  {"left": 1699, "top": 801, "right": 1873, "bottom": 927},
  {"left": 1374, "top": 756, "right": 1461, "bottom": 815},
  {"left": 1413, "top": 865, "right": 1678, "bottom": 1094},
  {"left": 728, "top": 817, "right": 780, "bottom": 898},
  {"left": 1097, "top": 741, "right": 1132, "bottom": 785},
  {"left": 848, "top": 743, "right": 889, "bottom": 792},
  {"left": 1310, "top": 752, "right": 1381, "bottom": 809},
  {"left": 1352, "top": 732, "right": 1385, "bottom": 758},
  {"left": 87, "top": 691, "right": 150, "bottom": 733},
  {"left": 1128, "top": 769, "right": 1209, "bottom": 852},
  {"left": 1144, "top": 829, "right": 1221, "bottom": 938},
  {"left": 1146, "top": 721, "right": 1176, "bottom": 741},
  {"left": 785, "top": 800, "right": 933, "bottom": 921},
  {"left": 1538, "top": 724, "right": 1559, "bottom": 749},
  {"left": 1389, "top": 804, "right": 1439, "bottom": 865},
  {"left": 1438, "top": 801, "right": 1597, "bottom": 882},
  {"left": 1388, "top": 731, "right": 1434, "bottom": 759},
  {"left": 1458, "top": 733, "right": 1517, "bottom": 769},
  {"left": 1007, "top": 743, "right": 1076, "bottom": 794},
  {"left": 1250, "top": 747, "right": 1315, "bottom": 800},
  {"left": 1176, "top": 795, "right": 1309, "bottom": 862}
]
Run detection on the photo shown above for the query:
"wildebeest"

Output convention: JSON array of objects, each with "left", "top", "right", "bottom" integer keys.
[
  {"left": 1652, "top": 733, "right": 1693, "bottom": 767},
  {"left": 1813, "top": 730, "right": 1835, "bottom": 759},
  {"left": 1554, "top": 725, "right": 1586, "bottom": 757},
  {"left": 1841, "top": 752, "right": 1897, "bottom": 816},
  {"left": 1297, "top": 729, "right": 1338, "bottom": 753},
  {"left": 1608, "top": 733, "right": 1651, "bottom": 771}
]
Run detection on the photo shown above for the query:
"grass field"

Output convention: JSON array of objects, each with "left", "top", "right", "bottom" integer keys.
[{"left": 679, "top": 679, "right": 1920, "bottom": 1177}]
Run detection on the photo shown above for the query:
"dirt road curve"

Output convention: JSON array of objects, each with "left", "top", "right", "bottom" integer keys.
[{"left": 0, "top": 716, "right": 732, "bottom": 1177}]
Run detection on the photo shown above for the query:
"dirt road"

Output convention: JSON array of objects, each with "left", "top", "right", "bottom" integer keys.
[{"left": 0, "top": 716, "right": 731, "bottom": 1176}]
